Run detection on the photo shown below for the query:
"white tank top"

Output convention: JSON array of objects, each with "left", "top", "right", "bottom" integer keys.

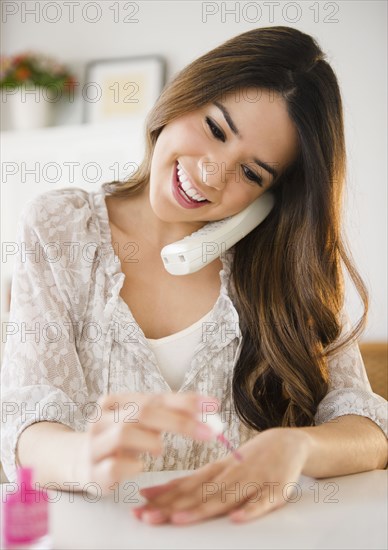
[{"left": 146, "top": 309, "right": 214, "bottom": 391}]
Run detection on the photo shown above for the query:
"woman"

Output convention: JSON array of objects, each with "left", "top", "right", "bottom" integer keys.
[{"left": 1, "top": 26, "right": 387, "bottom": 525}]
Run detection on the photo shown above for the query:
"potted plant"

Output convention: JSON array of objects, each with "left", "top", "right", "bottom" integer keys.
[{"left": 0, "top": 51, "right": 77, "bottom": 130}]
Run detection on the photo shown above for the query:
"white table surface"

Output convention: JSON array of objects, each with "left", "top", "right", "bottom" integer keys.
[{"left": 1, "top": 469, "right": 387, "bottom": 550}]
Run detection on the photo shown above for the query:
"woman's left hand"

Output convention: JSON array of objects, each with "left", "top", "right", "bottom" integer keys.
[{"left": 132, "top": 427, "right": 312, "bottom": 525}]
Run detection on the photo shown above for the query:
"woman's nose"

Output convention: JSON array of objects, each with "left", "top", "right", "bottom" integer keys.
[{"left": 197, "top": 157, "right": 233, "bottom": 191}]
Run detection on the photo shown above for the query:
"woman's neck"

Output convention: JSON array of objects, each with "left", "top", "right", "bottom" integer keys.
[{"left": 106, "top": 183, "right": 208, "bottom": 248}]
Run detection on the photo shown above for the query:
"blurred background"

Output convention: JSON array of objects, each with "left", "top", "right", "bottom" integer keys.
[{"left": 1, "top": 1, "right": 387, "bottom": 367}]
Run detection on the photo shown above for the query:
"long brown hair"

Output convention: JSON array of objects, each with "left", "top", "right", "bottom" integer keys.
[{"left": 102, "top": 26, "right": 369, "bottom": 431}]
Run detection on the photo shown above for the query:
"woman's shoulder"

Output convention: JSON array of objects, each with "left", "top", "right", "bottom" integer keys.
[
  {"left": 20, "top": 186, "right": 92, "bottom": 223},
  {"left": 15, "top": 186, "right": 109, "bottom": 320},
  {"left": 18, "top": 186, "right": 102, "bottom": 243}
]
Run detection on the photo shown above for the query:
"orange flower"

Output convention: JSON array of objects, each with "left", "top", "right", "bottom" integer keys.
[
  {"left": 14, "top": 66, "right": 31, "bottom": 81},
  {"left": 64, "top": 76, "right": 77, "bottom": 92}
]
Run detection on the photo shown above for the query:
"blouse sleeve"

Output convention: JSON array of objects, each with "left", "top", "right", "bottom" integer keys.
[
  {"left": 0, "top": 191, "right": 92, "bottom": 483},
  {"left": 314, "top": 308, "right": 388, "bottom": 438}
]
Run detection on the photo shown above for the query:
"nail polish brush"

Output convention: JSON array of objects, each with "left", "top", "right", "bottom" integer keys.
[{"left": 200, "top": 413, "right": 243, "bottom": 462}]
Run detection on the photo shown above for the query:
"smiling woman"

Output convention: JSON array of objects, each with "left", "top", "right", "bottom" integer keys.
[
  {"left": 100, "top": 24, "right": 381, "bottom": 433},
  {"left": 146, "top": 87, "right": 298, "bottom": 225},
  {"left": 1, "top": 25, "right": 387, "bottom": 527}
]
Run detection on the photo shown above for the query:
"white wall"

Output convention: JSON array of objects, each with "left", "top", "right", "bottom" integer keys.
[{"left": 1, "top": 0, "right": 387, "bottom": 340}]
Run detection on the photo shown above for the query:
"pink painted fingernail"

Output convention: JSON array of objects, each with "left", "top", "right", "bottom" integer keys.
[
  {"left": 230, "top": 510, "right": 245, "bottom": 521},
  {"left": 139, "top": 487, "right": 154, "bottom": 493},
  {"left": 171, "top": 511, "right": 195, "bottom": 523},
  {"left": 142, "top": 510, "right": 166, "bottom": 523},
  {"left": 195, "top": 424, "right": 214, "bottom": 440},
  {"left": 140, "top": 485, "right": 166, "bottom": 494},
  {"left": 132, "top": 506, "right": 147, "bottom": 516}
]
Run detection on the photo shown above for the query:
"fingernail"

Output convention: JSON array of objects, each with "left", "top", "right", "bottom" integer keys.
[
  {"left": 230, "top": 510, "right": 245, "bottom": 521},
  {"left": 140, "top": 482, "right": 173, "bottom": 495},
  {"left": 132, "top": 505, "right": 147, "bottom": 513},
  {"left": 171, "top": 511, "right": 195, "bottom": 523},
  {"left": 195, "top": 423, "right": 214, "bottom": 440},
  {"left": 142, "top": 510, "right": 166, "bottom": 523},
  {"left": 139, "top": 486, "right": 155, "bottom": 493},
  {"left": 132, "top": 507, "right": 145, "bottom": 520}
]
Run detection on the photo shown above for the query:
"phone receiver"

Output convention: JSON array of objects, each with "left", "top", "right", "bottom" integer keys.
[{"left": 160, "top": 192, "right": 275, "bottom": 275}]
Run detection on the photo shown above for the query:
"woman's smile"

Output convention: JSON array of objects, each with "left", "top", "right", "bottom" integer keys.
[{"left": 171, "top": 160, "right": 211, "bottom": 209}]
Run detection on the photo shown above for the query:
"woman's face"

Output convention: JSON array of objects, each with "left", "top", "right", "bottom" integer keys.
[{"left": 149, "top": 87, "right": 299, "bottom": 226}]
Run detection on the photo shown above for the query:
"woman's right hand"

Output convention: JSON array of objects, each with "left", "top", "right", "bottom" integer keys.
[{"left": 76, "top": 392, "right": 220, "bottom": 494}]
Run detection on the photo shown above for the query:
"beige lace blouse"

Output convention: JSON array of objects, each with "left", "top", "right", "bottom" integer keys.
[{"left": 1, "top": 185, "right": 387, "bottom": 483}]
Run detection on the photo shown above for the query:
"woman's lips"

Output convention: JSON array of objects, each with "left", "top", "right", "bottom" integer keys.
[{"left": 171, "top": 161, "right": 210, "bottom": 209}]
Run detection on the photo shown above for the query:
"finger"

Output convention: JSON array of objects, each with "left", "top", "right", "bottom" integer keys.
[
  {"left": 154, "top": 392, "right": 220, "bottom": 416},
  {"left": 139, "top": 478, "right": 182, "bottom": 497},
  {"left": 229, "top": 488, "right": 286, "bottom": 523},
  {"left": 97, "top": 392, "right": 220, "bottom": 441},
  {"left": 139, "top": 461, "right": 221, "bottom": 501},
  {"left": 99, "top": 392, "right": 219, "bottom": 419},
  {"left": 154, "top": 465, "right": 253, "bottom": 524},
  {"left": 170, "top": 478, "right": 243, "bottom": 523},
  {"left": 138, "top": 406, "right": 215, "bottom": 441},
  {"left": 134, "top": 508, "right": 170, "bottom": 524},
  {"left": 91, "top": 424, "right": 163, "bottom": 463},
  {"left": 140, "top": 483, "right": 285, "bottom": 526},
  {"left": 93, "top": 454, "right": 143, "bottom": 495},
  {"left": 136, "top": 462, "right": 223, "bottom": 517},
  {"left": 147, "top": 392, "right": 220, "bottom": 427},
  {"left": 136, "top": 476, "right": 200, "bottom": 515}
]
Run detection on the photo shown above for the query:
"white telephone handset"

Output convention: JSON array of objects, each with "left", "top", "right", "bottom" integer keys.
[{"left": 160, "top": 192, "right": 275, "bottom": 275}]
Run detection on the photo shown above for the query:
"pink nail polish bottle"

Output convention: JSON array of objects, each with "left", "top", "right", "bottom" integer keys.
[{"left": 2, "top": 466, "right": 52, "bottom": 549}]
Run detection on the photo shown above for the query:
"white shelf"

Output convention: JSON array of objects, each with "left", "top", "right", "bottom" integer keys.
[{"left": 1, "top": 117, "right": 147, "bottom": 318}]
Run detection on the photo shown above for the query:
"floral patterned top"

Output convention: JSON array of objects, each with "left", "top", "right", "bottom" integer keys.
[{"left": 1, "top": 185, "right": 387, "bottom": 483}]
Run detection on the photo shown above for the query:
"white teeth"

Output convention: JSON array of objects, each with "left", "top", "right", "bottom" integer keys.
[
  {"left": 177, "top": 163, "right": 207, "bottom": 202},
  {"left": 178, "top": 171, "right": 188, "bottom": 183},
  {"left": 182, "top": 183, "right": 197, "bottom": 197},
  {"left": 177, "top": 168, "right": 188, "bottom": 182},
  {"left": 180, "top": 180, "right": 192, "bottom": 192}
]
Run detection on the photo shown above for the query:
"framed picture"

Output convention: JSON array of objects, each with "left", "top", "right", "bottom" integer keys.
[{"left": 83, "top": 55, "right": 167, "bottom": 123}]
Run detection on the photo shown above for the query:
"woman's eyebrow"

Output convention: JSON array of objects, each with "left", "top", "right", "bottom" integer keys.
[
  {"left": 213, "top": 100, "right": 240, "bottom": 137},
  {"left": 212, "top": 100, "right": 279, "bottom": 180}
]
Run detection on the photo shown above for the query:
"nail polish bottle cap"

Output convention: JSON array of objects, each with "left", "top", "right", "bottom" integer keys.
[
  {"left": 17, "top": 467, "right": 33, "bottom": 488},
  {"left": 199, "top": 412, "right": 227, "bottom": 435}
]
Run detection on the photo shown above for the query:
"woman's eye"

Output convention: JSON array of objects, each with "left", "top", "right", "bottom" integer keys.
[
  {"left": 242, "top": 166, "right": 264, "bottom": 187},
  {"left": 205, "top": 116, "right": 263, "bottom": 187},
  {"left": 205, "top": 117, "right": 225, "bottom": 142}
]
